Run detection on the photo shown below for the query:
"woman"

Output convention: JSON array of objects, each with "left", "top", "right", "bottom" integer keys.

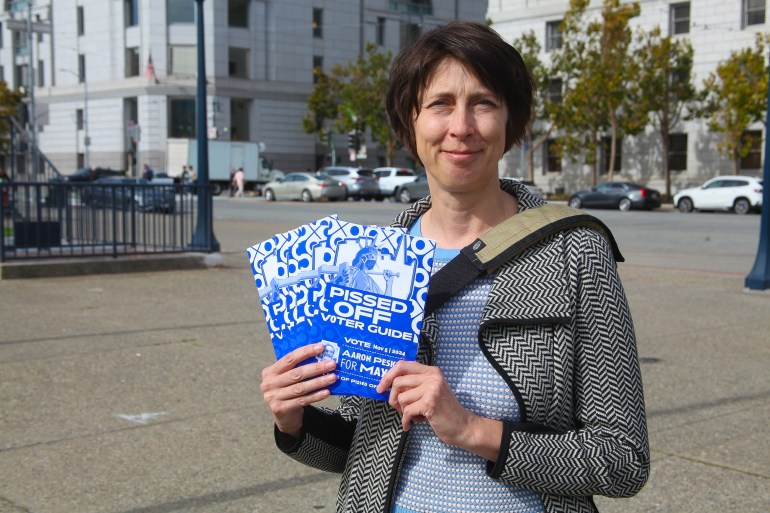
[{"left": 260, "top": 21, "right": 649, "bottom": 513}]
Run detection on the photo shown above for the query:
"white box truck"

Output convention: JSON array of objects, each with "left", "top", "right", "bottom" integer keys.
[{"left": 166, "top": 138, "right": 280, "bottom": 195}]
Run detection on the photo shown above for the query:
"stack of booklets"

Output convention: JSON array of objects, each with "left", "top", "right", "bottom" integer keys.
[{"left": 247, "top": 216, "right": 436, "bottom": 401}]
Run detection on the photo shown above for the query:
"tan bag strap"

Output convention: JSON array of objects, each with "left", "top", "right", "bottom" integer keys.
[{"left": 424, "top": 204, "right": 623, "bottom": 316}]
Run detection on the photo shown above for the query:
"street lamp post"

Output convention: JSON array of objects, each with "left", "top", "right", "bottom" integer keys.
[
  {"left": 60, "top": 68, "right": 89, "bottom": 169},
  {"left": 745, "top": 59, "right": 770, "bottom": 290},
  {"left": 190, "top": 0, "right": 220, "bottom": 252}
]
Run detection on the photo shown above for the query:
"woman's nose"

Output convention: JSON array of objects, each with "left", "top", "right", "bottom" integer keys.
[{"left": 448, "top": 106, "right": 475, "bottom": 138}]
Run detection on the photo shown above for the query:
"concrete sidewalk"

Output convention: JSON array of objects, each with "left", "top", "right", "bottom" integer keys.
[{"left": 0, "top": 217, "right": 768, "bottom": 513}]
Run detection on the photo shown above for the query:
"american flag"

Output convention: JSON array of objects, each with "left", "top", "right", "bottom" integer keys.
[{"left": 145, "top": 53, "right": 156, "bottom": 81}]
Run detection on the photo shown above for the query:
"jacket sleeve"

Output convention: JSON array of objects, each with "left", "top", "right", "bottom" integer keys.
[
  {"left": 274, "top": 394, "right": 362, "bottom": 474},
  {"left": 487, "top": 229, "right": 650, "bottom": 498}
]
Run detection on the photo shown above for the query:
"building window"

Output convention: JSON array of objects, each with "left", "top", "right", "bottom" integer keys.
[
  {"left": 546, "top": 20, "right": 563, "bottom": 51},
  {"left": 668, "top": 133, "right": 687, "bottom": 171},
  {"left": 169, "top": 98, "right": 196, "bottom": 138},
  {"left": 167, "top": 0, "right": 195, "bottom": 24},
  {"left": 125, "top": 47, "right": 140, "bottom": 77},
  {"left": 547, "top": 78, "right": 562, "bottom": 104},
  {"left": 400, "top": 22, "right": 421, "bottom": 49},
  {"left": 169, "top": 46, "right": 196, "bottom": 75},
  {"left": 601, "top": 136, "right": 622, "bottom": 175},
  {"left": 0, "top": 23, "right": 3, "bottom": 48},
  {"left": 36, "top": 59, "right": 43, "bottom": 86},
  {"left": 545, "top": 139, "right": 561, "bottom": 173},
  {"left": 741, "top": 130, "right": 762, "bottom": 169},
  {"left": 228, "top": 47, "right": 249, "bottom": 78},
  {"left": 231, "top": 99, "right": 250, "bottom": 141},
  {"left": 744, "top": 0, "right": 766, "bottom": 26},
  {"left": 0, "top": 65, "right": 4, "bottom": 82},
  {"left": 313, "top": 55, "right": 323, "bottom": 84},
  {"left": 78, "top": 54, "right": 86, "bottom": 83},
  {"left": 377, "top": 17, "right": 386, "bottom": 46},
  {"left": 313, "top": 8, "right": 323, "bottom": 38},
  {"left": 76, "top": 109, "right": 84, "bottom": 130},
  {"left": 669, "top": 3, "right": 690, "bottom": 35},
  {"left": 77, "top": 6, "right": 85, "bottom": 35},
  {"left": 15, "top": 64, "right": 28, "bottom": 89},
  {"left": 389, "top": 0, "right": 433, "bottom": 15},
  {"left": 229, "top": 0, "right": 249, "bottom": 28},
  {"left": 35, "top": 15, "right": 43, "bottom": 42},
  {"left": 125, "top": 0, "right": 139, "bottom": 27}
]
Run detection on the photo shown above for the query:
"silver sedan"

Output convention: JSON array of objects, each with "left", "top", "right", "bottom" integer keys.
[{"left": 262, "top": 172, "right": 347, "bottom": 202}]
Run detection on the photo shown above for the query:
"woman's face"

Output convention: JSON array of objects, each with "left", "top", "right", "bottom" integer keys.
[{"left": 413, "top": 58, "right": 508, "bottom": 195}]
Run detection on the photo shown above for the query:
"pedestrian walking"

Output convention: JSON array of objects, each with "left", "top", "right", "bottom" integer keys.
[{"left": 233, "top": 167, "right": 245, "bottom": 198}]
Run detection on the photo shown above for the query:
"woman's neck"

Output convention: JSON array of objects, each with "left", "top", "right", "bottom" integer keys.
[{"left": 421, "top": 186, "right": 518, "bottom": 249}]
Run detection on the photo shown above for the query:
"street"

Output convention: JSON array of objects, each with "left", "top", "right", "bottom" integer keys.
[
  {"left": 214, "top": 196, "right": 762, "bottom": 274},
  {"left": 0, "top": 197, "right": 768, "bottom": 513}
]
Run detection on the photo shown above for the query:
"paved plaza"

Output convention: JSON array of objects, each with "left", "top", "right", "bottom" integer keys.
[{"left": 0, "top": 214, "right": 768, "bottom": 512}]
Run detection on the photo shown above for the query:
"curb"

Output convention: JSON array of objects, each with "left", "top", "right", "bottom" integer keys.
[{"left": 0, "top": 252, "right": 223, "bottom": 279}]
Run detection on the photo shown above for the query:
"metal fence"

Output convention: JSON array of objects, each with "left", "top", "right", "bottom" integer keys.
[{"left": 1, "top": 180, "right": 217, "bottom": 261}]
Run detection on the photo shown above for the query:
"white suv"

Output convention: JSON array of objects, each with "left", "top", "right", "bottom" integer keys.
[
  {"left": 373, "top": 167, "right": 417, "bottom": 198},
  {"left": 674, "top": 175, "right": 763, "bottom": 215}
]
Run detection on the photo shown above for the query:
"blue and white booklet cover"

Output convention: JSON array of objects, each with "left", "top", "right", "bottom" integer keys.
[{"left": 247, "top": 217, "right": 436, "bottom": 401}]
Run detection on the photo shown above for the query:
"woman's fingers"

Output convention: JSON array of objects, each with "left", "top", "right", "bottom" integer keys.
[{"left": 259, "top": 343, "right": 338, "bottom": 436}]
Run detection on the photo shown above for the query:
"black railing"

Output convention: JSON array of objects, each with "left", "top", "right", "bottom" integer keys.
[
  {"left": 1, "top": 181, "right": 218, "bottom": 261},
  {"left": 1, "top": 115, "right": 63, "bottom": 183}
]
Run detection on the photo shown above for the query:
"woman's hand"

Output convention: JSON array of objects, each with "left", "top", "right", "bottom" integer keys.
[
  {"left": 260, "top": 343, "right": 338, "bottom": 438},
  {"left": 377, "top": 360, "right": 503, "bottom": 461}
]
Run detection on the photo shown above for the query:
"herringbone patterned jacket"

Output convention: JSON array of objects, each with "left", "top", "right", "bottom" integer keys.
[{"left": 275, "top": 179, "right": 649, "bottom": 513}]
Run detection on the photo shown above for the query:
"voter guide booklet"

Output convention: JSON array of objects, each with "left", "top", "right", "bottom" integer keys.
[{"left": 246, "top": 216, "right": 436, "bottom": 401}]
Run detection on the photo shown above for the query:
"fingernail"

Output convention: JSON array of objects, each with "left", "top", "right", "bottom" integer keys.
[{"left": 325, "top": 360, "right": 336, "bottom": 370}]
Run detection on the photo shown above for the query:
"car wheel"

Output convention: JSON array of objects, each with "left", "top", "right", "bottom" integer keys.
[
  {"left": 618, "top": 198, "right": 632, "bottom": 212},
  {"left": 264, "top": 189, "right": 275, "bottom": 201},
  {"left": 568, "top": 197, "right": 582, "bottom": 209},
  {"left": 734, "top": 198, "right": 751, "bottom": 215},
  {"left": 677, "top": 197, "right": 693, "bottom": 213},
  {"left": 211, "top": 183, "right": 223, "bottom": 196},
  {"left": 301, "top": 189, "right": 313, "bottom": 202},
  {"left": 398, "top": 188, "right": 413, "bottom": 204}
]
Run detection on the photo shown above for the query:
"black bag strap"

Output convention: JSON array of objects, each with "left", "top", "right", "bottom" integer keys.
[{"left": 423, "top": 204, "right": 623, "bottom": 316}]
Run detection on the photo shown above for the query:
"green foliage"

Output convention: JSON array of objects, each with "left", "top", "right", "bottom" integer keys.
[
  {"left": 635, "top": 27, "right": 695, "bottom": 197},
  {"left": 302, "top": 68, "right": 341, "bottom": 140},
  {"left": 512, "top": 31, "right": 556, "bottom": 181},
  {"left": 551, "top": 0, "right": 643, "bottom": 184},
  {"left": 302, "top": 44, "right": 398, "bottom": 164},
  {"left": 697, "top": 33, "right": 769, "bottom": 174},
  {"left": 0, "top": 80, "right": 23, "bottom": 152}
]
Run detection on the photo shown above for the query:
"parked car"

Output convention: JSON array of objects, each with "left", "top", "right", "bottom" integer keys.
[
  {"left": 568, "top": 181, "right": 661, "bottom": 211},
  {"left": 262, "top": 172, "right": 346, "bottom": 202},
  {"left": 396, "top": 173, "right": 430, "bottom": 203},
  {"left": 64, "top": 167, "right": 126, "bottom": 182},
  {"left": 373, "top": 167, "right": 417, "bottom": 198},
  {"left": 80, "top": 177, "right": 176, "bottom": 213},
  {"left": 321, "top": 166, "right": 380, "bottom": 200},
  {"left": 674, "top": 175, "right": 763, "bottom": 215},
  {"left": 150, "top": 172, "right": 175, "bottom": 185}
]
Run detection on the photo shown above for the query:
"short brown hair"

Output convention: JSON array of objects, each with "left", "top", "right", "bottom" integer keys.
[{"left": 386, "top": 21, "right": 534, "bottom": 165}]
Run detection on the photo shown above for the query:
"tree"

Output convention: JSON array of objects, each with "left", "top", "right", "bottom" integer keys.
[
  {"left": 635, "top": 27, "right": 695, "bottom": 199},
  {"left": 302, "top": 68, "right": 342, "bottom": 148},
  {"left": 698, "top": 33, "right": 769, "bottom": 175},
  {"left": 551, "top": 0, "right": 644, "bottom": 185},
  {"left": 302, "top": 44, "right": 397, "bottom": 165},
  {"left": 512, "top": 31, "right": 556, "bottom": 181},
  {"left": 0, "top": 80, "right": 24, "bottom": 155}
]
